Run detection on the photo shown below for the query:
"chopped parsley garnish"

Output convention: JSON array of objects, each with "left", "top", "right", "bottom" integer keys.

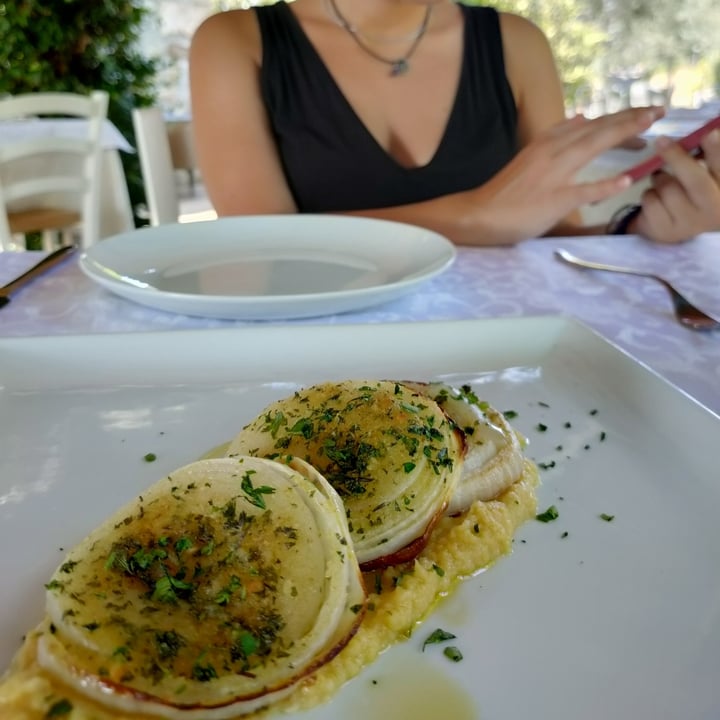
[
  {"left": 432, "top": 564, "right": 445, "bottom": 577},
  {"left": 536, "top": 505, "right": 559, "bottom": 523},
  {"left": 535, "top": 423, "right": 548, "bottom": 433},
  {"left": 443, "top": 646, "right": 463, "bottom": 662},
  {"left": 46, "top": 699, "right": 73, "bottom": 717},
  {"left": 151, "top": 572, "right": 194, "bottom": 603},
  {"left": 59, "top": 560, "right": 78, "bottom": 574},
  {"left": 599, "top": 513, "right": 615, "bottom": 522},
  {"left": 191, "top": 661, "right": 218, "bottom": 682},
  {"left": 215, "top": 575, "right": 243, "bottom": 605},
  {"left": 174, "top": 537, "right": 192, "bottom": 554},
  {"left": 503, "top": 410, "right": 518, "bottom": 420},
  {"left": 240, "top": 470, "right": 275, "bottom": 510},
  {"left": 143, "top": 453, "right": 157, "bottom": 462},
  {"left": 155, "top": 630, "right": 185, "bottom": 660},
  {"left": 422, "top": 628, "right": 456, "bottom": 651}
]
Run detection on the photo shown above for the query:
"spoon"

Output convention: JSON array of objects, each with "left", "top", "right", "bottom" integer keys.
[
  {"left": 554, "top": 248, "right": 720, "bottom": 332},
  {"left": 0, "top": 244, "right": 76, "bottom": 309}
]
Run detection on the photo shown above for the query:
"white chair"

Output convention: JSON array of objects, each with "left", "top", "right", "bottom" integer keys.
[
  {"left": 0, "top": 90, "right": 109, "bottom": 251},
  {"left": 132, "top": 107, "right": 216, "bottom": 226}
]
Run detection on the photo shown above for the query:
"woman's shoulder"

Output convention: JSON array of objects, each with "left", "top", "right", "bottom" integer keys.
[
  {"left": 191, "top": 8, "right": 262, "bottom": 66},
  {"left": 496, "top": 10, "right": 550, "bottom": 49}
]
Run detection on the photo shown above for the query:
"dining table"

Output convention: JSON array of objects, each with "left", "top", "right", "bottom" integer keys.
[
  {"left": 1, "top": 231, "right": 718, "bottom": 417},
  {"left": 2, "top": 227, "right": 720, "bottom": 720}
]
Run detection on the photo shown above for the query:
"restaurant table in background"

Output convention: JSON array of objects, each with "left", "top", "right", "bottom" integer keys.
[
  {"left": 1, "top": 232, "right": 719, "bottom": 417},
  {"left": 0, "top": 118, "right": 134, "bottom": 239}
]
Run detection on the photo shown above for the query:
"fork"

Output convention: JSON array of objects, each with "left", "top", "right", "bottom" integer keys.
[{"left": 554, "top": 248, "right": 720, "bottom": 332}]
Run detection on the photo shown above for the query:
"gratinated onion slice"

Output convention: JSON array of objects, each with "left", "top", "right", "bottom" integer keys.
[
  {"left": 38, "top": 457, "right": 366, "bottom": 719},
  {"left": 404, "top": 381, "right": 526, "bottom": 514},
  {"left": 226, "top": 380, "right": 464, "bottom": 569}
]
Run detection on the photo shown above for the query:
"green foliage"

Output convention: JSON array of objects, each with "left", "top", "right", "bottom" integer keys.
[
  {"left": 0, "top": 1, "right": 159, "bottom": 226},
  {"left": 481, "top": 0, "right": 606, "bottom": 109},
  {"left": 473, "top": 0, "right": 720, "bottom": 110}
]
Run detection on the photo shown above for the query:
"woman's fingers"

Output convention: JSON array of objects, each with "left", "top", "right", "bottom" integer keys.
[
  {"left": 702, "top": 128, "right": 720, "bottom": 183},
  {"left": 543, "top": 107, "right": 664, "bottom": 178},
  {"left": 652, "top": 133, "right": 720, "bottom": 228},
  {"left": 569, "top": 174, "right": 633, "bottom": 208}
]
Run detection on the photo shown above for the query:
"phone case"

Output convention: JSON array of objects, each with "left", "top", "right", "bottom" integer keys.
[{"left": 623, "top": 113, "right": 720, "bottom": 183}]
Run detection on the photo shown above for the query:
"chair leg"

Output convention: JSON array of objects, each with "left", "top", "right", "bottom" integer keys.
[
  {"left": 60, "top": 228, "right": 77, "bottom": 247},
  {"left": 41, "top": 230, "right": 59, "bottom": 252}
]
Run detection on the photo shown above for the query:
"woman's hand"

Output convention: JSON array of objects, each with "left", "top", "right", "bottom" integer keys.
[
  {"left": 631, "top": 128, "right": 720, "bottom": 243},
  {"left": 464, "top": 107, "right": 665, "bottom": 244}
]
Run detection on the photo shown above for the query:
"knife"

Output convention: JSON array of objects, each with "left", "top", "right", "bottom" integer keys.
[{"left": 0, "top": 244, "right": 77, "bottom": 309}]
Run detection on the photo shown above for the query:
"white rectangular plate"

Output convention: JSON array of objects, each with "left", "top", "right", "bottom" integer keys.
[{"left": 1, "top": 317, "right": 719, "bottom": 720}]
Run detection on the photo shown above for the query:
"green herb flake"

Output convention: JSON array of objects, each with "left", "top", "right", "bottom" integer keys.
[
  {"left": 143, "top": 453, "right": 157, "bottom": 463},
  {"left": 402, "top": 462, "right": 416, "bottom": 473},
  {"left": 503, "top": 410, "right": 518, "bottom": 420},
  {"left": 174, "top": 537, "right": 192, "bottom": 554},
  {"left": 191, "top": 662, "right": 218, "bottom": 682},
  {"left": 443, "top": 646, "right": 463, "bottom": 662},
  {"left": 422, "top": 628, "right": 456, "bottom": 651},
  {"left": 599, "top": 513, "right": 615, "bottom": 522},
  {"left": 536, "top": 505, "right": 559, "bottom": 523},
  {"left": 241, "top": 470, "right": 275, "bottom": 510},
  {"left": 432, "top": 564, "right": 445, "bottom": 577},
  {"left": 535, "top": 423, "right": 548, "bottom": 433},
  {"left": 46, "top": 699, "right": 73, "bottom": 717}
]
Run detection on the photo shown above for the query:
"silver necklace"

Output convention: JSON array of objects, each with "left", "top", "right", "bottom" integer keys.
[{"left": 326, "top": 0, "right": 433, "bottom": 77}]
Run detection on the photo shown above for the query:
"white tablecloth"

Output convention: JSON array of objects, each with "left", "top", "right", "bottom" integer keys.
[
  {"left": 0, "top": 118, "right": 135, "bottom": 240},
  {"left": 1, "top": 232, "right": 719, "bottom": 416}
]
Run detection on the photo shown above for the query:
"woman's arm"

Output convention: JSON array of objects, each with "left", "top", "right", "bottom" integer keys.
[
  {"left": 190, "top": 8, "right": 705, "bottom": 245},
  {"left": 190, "top": 11, "right": 297, "bottom": 216}
]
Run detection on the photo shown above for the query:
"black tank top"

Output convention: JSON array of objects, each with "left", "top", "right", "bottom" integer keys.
[{"left": 256, "top": 3, "right": 518, "bottom": 212}]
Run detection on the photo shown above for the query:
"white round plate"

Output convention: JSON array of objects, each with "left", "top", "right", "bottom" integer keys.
[{"left": 79, "top": 215, "right": 456, "bottom": 320}]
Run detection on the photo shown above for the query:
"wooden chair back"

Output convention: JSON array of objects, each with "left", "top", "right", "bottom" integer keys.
[
  {"left": 132, "top": 106, "right": 180, "bottom": 226},
  {"left": 0, "top": 91, "right": 109, "bottom": 251}
]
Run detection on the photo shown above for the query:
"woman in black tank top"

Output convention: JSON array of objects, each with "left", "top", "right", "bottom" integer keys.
[{"left": 190, "top": 1, "right": 720, "bottom": 245}]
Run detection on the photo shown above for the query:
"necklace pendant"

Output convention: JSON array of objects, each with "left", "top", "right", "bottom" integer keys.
[{"left": 390, "top": 59, "right": 409, "bottom": 77}]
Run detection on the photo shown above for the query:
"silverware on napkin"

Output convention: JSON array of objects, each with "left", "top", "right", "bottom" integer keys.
[
  {"left": 555, "top": 248, "right": 720, "bottom": 332},
  {"left": 0, "top": 244, "right": 76, "bottom": 309}
]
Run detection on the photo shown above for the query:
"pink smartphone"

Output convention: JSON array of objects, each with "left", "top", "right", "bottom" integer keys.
[{"left": 623, "top": 113, "right": 720, "bottom": 183}]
